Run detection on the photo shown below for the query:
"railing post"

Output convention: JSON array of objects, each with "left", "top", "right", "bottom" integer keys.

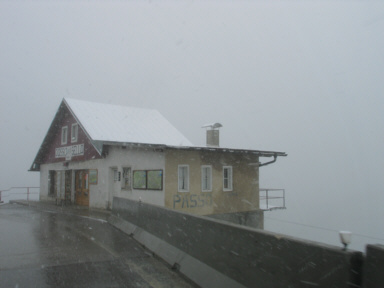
[
  {"left": 27, "top": 187, "right": 29, "bottom": 201},
  {"left": 266, "top": 189, "right": 269, "bottom": 209},
  {"left": 0, "top": 190, "right": 2, "bottom": 203}
]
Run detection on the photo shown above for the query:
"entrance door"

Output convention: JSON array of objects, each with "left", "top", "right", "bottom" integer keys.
[{"left": 75, "top": 170, "right": 89, "bottom": 206}]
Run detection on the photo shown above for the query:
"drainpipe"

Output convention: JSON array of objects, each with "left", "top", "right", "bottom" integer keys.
[{"left": 259, "top": 154, "right": 278, "bottom": 167}]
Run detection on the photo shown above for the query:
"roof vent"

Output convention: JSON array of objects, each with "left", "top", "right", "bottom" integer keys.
[{"left": 202, "top": 123, "right": 222, "bottom": 147}]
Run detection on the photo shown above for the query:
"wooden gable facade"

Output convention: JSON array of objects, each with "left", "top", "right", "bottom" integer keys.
[{"left": 31, "top": 101, "right": 102, "bottom": 170}]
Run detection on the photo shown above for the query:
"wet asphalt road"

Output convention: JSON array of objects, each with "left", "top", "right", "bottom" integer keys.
[{"left": 0, "top": 203, "right": 196, "bottom": 288}]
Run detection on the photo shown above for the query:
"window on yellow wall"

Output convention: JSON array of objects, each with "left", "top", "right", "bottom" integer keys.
[
  {"left": 223, "top": 166, "right": 233, "bottom": 191},
  {"left": 201, "top": 165, "right": 212, "bottom": 192},
  {"left": 178, "top": 165, "right": 189, "bottom": 192}
]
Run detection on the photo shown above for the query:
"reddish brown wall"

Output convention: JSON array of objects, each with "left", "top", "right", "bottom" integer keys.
[{"left": 41, "top": 106, "right": 101, "bottom": 164}]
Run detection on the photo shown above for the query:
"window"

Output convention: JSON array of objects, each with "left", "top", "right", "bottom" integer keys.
[
  {"left": 133, "top": 170, "right": 163, "bottom": 190},
  {"left": 49, "top": 170, "right": 66, "bottom": 198},
  {"left": 223, "top": 166, "right": 233, "bottom": 191},
  {"left": 122, "top": 167, "right": 131, "bottom": 190},
  {"left": 113, "top": 169, "right": 119, "bottom": 182},
  {"left": 178, "top": 165, "right": 189, "bottom": 192},
  {"left": 133, "top": 170, "right": 146, "bottom": 189},
  {"left": 71, "top": 123, "right": 78, "bottom": 143},
  {"left": 147, "top": 170, "right": 163, "bottom": 190},
  {"left": 61, "top": 126, "right": 68, "bottom": 145},
  {"left": 201, "top": 165, "right": 212, "bottom": 192}
]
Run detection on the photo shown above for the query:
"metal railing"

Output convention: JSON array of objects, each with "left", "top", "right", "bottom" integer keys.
[
  {"left": 259, "top": 188, "right": 286, "bottom": 211},
  {"left": 0, "top": 187, "right": 40, "bottom": 203}
]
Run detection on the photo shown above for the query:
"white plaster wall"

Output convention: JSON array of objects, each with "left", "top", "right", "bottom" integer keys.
[
  {"left": 38, "top": 146, "right": 165, "bottom": 209},
  {"left": 39, "top": 160, "right": 106, "bottom": 208},
  {"left": 39, "top": 164, "right": 50, "bottom": 201},
  {"left": 104, "top": 146, "right": 165, "bottom": 207}
]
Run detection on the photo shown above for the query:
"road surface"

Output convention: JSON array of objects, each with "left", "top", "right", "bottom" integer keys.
[{"left": 0, "top": 203, "right": 196, "bottom": 288}]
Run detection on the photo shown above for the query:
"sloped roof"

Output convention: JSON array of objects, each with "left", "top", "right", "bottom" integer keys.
[
  {"left": 30, "top": 98, "right": 286, "bottom": 171},
  {"left": 64, "top": 98, "right": 193, "bottom": 147},
  {"left": 29, "top": 98, "right": 194, "bottom": 171}
]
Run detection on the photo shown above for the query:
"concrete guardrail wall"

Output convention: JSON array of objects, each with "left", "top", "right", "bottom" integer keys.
[
  {"left": 110, "top": 197, "right": 365, "bottom": 288},
  {"left": 363, "top": 244, "right": 384, "bottom": 288}
]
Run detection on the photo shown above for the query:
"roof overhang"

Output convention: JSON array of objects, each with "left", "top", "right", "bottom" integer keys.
[
  {"left": 166, "top": 145, "right": 287, "bottom": 158},
  {"left": 29, "top": 99, "right": 103, "bottom": 172},
  {"left": 29, "top": 98, "right": 286, "bottom": 172},
  {"left": 102, "top": 141, "right": 286, "bottom": 158},
  {"left": 29, "top": 101, "right": 67, "bottom": 171}
]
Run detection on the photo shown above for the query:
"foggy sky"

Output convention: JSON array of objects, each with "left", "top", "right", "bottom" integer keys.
[{"left": 1, "top": 1, "right": 383, "bottom": 251}]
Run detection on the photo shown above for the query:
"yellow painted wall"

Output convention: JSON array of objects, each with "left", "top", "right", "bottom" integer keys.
[{"left": 164, "top": 148, "right": 259, "bottom": 215}]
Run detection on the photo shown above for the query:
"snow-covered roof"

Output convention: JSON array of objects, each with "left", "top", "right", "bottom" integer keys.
[
  {"left": 64, "top": 98, "right": 193, "bottom": 147},
  {"left": 29, "top": 98, "right": 286, "bottom": 171}
]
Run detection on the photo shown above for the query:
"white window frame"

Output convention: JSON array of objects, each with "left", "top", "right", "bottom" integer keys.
[
  {"left": 61, "top": 126, "right": 68, "bottom": 145},
  {"left": 71, "top": 123, "right": 78, "bottom": 143},
  {"left": 201, "top": 165, "right": 212, "bottom": 192},
  {"left": 178, "top": 165, "right": 189, "bottom": 192},
  {"left": 223, "top": 166, "right": 233, "bottom": 191},
  {"left": 113, "top": 169, "right": 119, "bottom": 182},
  {"left": 122, "top": 167, "right": 132, "bottom": 190}
]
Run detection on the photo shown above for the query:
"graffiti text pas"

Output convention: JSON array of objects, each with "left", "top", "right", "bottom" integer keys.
[{"left": 173, "top": 194, "right": 212, "bottom": 209}]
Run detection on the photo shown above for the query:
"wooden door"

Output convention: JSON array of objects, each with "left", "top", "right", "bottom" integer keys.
[{"left": 75, "top": 170, "right": 89, "bottom": 206}]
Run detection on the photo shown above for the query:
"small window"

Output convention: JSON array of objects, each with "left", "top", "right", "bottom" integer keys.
[
  {"left": 223, "top": 166, "right": 233, "bottom": 191},
  {"left": 61, "top": 126, "right": 68, "bottom": 145},
  {"left": 178, "top": 165, "right": 189, "bottom": 192},
  {"left": 113, "top": 169, "right": 119, "bottom": 182},
  {"left": 122, "top": 167, "right": 131, "bottom": 190},
  {"left": 201, "top": 165, "right": 212, "bottom": 192},
  {"left": 71, "top": 123, "right": 78, "bottom": 143}
]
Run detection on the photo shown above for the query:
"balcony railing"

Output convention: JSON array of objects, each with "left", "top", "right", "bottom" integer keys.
[
  {"left": 0, "top": 187, "right": 40, "bottom": 203},
  {"left": 259, "top": 188, "right": 286, "bottom": 211}
]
